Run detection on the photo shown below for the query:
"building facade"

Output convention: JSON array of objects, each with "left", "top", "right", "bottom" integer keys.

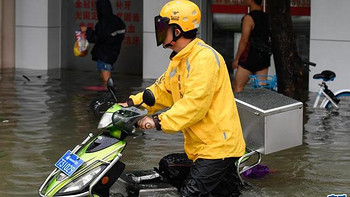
[{"left": 0, "top": 0, "right": 349, "bottom": 92}]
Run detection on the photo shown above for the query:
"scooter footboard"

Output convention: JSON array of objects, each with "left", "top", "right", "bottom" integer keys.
[{"left": 92, "top": 160, "right": 125, "bottom": 197}]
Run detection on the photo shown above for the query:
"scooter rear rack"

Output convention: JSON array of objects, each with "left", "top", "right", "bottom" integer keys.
[{"left": 236, "top": 147, "right": 262, "bottom": 185}]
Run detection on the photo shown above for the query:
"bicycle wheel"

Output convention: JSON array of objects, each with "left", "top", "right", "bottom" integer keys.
[{"left": 323, "top": 91, "right": 350, "bottom": 109}]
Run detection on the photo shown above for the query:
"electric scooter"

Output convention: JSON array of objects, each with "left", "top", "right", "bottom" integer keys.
[
  {"left": 38, "top": 78, "right": 158, "bottom": 197},
  {"left": 39, "top": 79, "right": 261, "bottom": 197}
]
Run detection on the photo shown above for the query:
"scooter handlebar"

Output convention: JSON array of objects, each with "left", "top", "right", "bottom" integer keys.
[
  {"left": 302, "top": 60, "right": 316, "bottom": 67},
  {"left": 112, "top": 107, "right": 148, "bottom": 134}
]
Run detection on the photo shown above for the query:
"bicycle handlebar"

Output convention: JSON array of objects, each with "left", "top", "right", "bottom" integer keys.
[{"left": 302, "top": 60, "right": 316, "bottom": 67}]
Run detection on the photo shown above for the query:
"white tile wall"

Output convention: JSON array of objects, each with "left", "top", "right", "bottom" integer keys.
[
  {"left": 15, "top": 0, "right": 61, "bottom": 70},
  {"left": 309, "top": 0, "right": 350, "bottom": 92},
  {"left": 309, "top": 40, "right": 350, "bottom": 91},
  {"left": 15, "top": 27, "right": 48, "bottom": 70},
  {"left": 143, "top": 32, "right": 171, "bottom": 79},
  {"left": 15, "top": 0, "right": 48, "bottom": 27},
  {"left": 310, "top": 0, "right": 350, "bottom": 41}
]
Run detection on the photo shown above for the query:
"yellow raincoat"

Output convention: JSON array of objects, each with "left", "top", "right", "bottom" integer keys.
[{"left": 130, "top": 38, "right": 245, "bottom": 161}]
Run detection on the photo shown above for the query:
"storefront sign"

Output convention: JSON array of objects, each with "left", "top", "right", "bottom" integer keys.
[
  {"left": 211, "top": 0, "right": 310, "bottom": 16},
  {"left": 66, "top": 0, "right": 143, "bottom": 75},
  {"left": 74, "top": 0, "right": 141, "bottom": 46}
]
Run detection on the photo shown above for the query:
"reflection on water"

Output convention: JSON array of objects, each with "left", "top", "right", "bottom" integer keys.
[{"left": 0, "top": 69, "right": 349, "bottom": 196}]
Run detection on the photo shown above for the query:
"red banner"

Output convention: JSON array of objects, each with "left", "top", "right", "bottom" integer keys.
[
  {"left": 74, "top": 0, "right": 141, "bottom": 46},
  {"left": 211, "top": 1, "right": 310, "bottom": 16}
]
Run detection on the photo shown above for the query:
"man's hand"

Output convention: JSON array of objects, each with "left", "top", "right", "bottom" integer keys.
[
  {"left": 118, "top": 102, "right": 128, "bottom": 107},
  {"left": 80, "top": 26, "right": 87, "bottom": 33},
  {"left": 232, "top": 59, "right": 239, "bottom": 69},
  {"left": 137, "top": 116, "right": 155, "bottom": 130}
]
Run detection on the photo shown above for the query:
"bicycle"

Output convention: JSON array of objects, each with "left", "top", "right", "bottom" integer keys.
[
  {"left": 309, "top": 62, "right": 350, "bottom": 109},
  {"left": 248, "top": 61, "right": 350, "bottom": 109}
]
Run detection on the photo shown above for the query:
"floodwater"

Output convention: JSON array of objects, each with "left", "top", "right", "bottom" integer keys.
[{"left": 0, "top": 68, "right": 349, "bottom": 197}]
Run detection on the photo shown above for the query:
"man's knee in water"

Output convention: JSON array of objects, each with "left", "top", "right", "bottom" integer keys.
[{"left": 180, "top": 178, "right": 208, "bottom": 197}]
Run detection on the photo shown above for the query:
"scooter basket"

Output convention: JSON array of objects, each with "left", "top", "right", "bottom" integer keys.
[{"left": 249, "top": 75, "right": 277, "bottom": 91}]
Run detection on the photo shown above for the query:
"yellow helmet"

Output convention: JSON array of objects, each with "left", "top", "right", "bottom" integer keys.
[
  {"left": 154, "top": 0, "right": 201, "bottom": 46},
  {"left": 159, "top": 0, "right": 201, "bottom": 32}
]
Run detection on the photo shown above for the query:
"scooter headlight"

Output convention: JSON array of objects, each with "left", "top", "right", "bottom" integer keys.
[
  {"left": 98, "top": 112, "right": 113, "bottom": 129},
  {"left": 58, "top": 165, "right": 105, "bottom": 194}
]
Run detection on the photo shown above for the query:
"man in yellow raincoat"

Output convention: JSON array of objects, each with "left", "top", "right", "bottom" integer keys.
[{"left": 123, "top": 0, "right": 246, "bottom": 196}]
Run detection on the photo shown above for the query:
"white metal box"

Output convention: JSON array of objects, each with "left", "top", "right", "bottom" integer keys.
[{"left": 235, "top": 88, "right": 303, "bottom": 155}]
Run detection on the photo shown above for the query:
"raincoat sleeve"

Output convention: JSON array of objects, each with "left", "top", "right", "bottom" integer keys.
[
  {"left": 129, "top": 72, "right": 173, "bottom": 115},
  {"left": 86, "top": 23, "right": 115, "bottom": 44},
  {"left": 159, "top": 51, "right": 219, "bottom": 133},
  {"left": 86, "top": 27, "right": 97, "bottom": 43}
]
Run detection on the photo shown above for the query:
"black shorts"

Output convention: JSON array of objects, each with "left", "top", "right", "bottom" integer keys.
[
  {"left": 239, "top": 44, "right": 271, "bottom": 74},
  {"left": 180, "top": 157, "right": 241, "bottom": 197}
]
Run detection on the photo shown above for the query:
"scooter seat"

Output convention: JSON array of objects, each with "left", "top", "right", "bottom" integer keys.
[{"left": 313, "top": 70, "right": 336, "bottom": 81}]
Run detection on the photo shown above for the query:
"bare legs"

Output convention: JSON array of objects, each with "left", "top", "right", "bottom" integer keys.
[
  {"left": 255, "top": 67, "right": 269, "bottom": 86},
  {"left": 233, "top": 66, "right": 268, "bottom": 93},
  {"left": 233, "top": 66, "right": 251, "bottom": 93},
  {"left": 100, "top": 70, "right": 111, "bottom": 87}
]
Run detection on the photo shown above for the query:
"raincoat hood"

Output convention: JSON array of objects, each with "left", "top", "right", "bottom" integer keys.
[{"left": 97, "top": 0, "right": 114, "bottom": 20}]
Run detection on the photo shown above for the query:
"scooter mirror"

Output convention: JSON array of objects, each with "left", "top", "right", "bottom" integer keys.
[
  {"left": 107, "top": 77, "right": 117, "bottom": 102},
  {"left": 143, "top": 89, "right": 155, "bottom": 106},
  {"left": 107, "top": 78, "right": 114, "bottom": 88}
]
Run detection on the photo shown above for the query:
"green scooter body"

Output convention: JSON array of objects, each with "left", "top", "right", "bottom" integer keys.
[{"left": 39, "top": 103, "right": 142, "bottom": 197}]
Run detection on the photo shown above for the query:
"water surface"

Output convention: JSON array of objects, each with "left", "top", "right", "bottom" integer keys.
[{"left": 0, "top": 69, "right": 349, "bottom": 196}]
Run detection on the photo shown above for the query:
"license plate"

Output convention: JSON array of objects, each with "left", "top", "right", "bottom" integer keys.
[{"left": 55, "top": 150, "right": 84, "bottom": 177}]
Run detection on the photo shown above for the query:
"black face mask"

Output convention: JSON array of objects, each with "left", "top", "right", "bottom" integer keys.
[{"left": 154, "top": 16, "right": 170, "bottom": 46}]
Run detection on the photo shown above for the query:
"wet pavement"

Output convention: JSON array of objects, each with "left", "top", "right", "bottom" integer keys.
[{"left": 0, "top": 68, "right": 349, "bottom": 197}]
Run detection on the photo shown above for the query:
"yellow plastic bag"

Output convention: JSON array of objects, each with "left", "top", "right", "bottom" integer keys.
[
  {"left": 73, "top": 41, "right": 89, "bottom": 57},
  {"left": 73, "top": 31, "right": 89, "bottom": 57}
]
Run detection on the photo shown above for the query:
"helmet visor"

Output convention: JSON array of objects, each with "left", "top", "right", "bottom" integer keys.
[{"left": 154, "top": 16, "right": 170, "bottom": 46}]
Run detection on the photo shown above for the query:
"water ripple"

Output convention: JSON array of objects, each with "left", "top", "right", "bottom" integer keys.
[{"left": 1, "top": 69, "right": 350, "bottom": 196}]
